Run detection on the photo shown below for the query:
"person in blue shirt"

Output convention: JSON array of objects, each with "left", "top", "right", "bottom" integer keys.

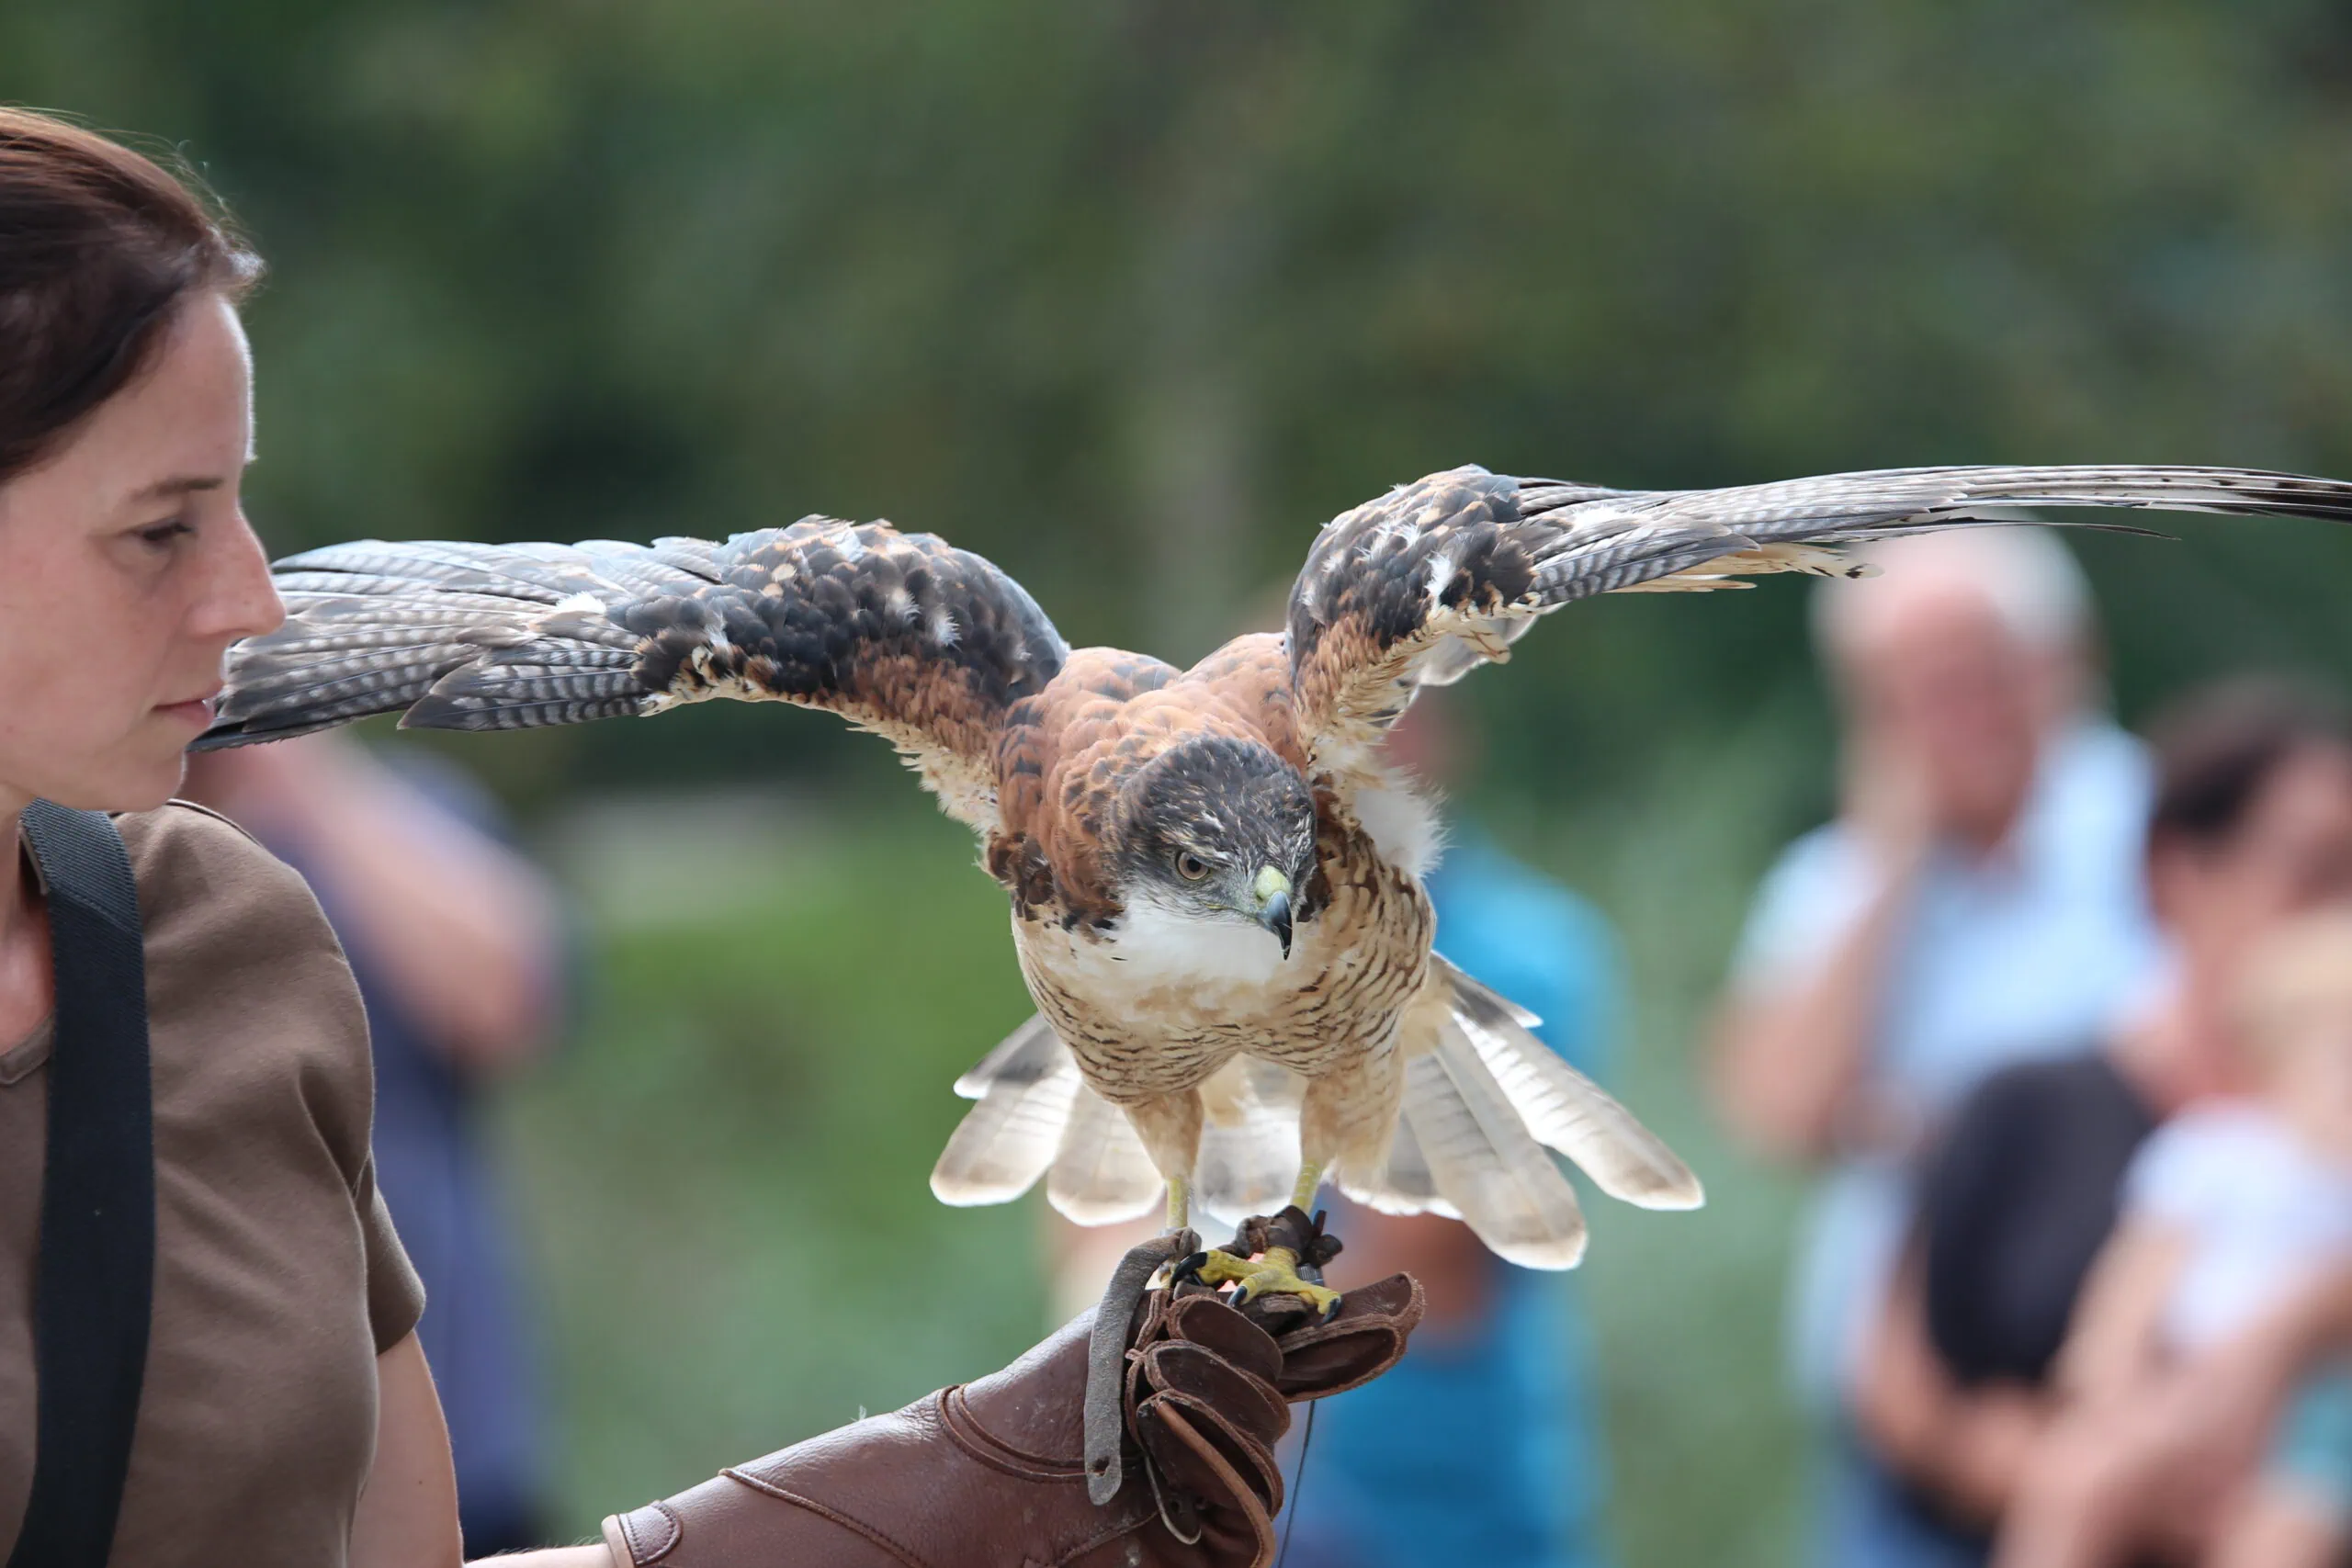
[
  {"left": 1709, "top": 528, "right": 2162, "bottom": 1568},
  {"left": 1282, "top": 687, "right": 1625, "bottom": 1568}
]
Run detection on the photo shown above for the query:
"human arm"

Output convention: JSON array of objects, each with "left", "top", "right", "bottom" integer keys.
[
  {"left": 2115, "top": 1259, "right": 2352, "bottom": 1544},
  {"left": 1854, "top": 1256, "right": 2053, "bottom": 1524},
  {"left": 2051, "top": 1221, "right": 2184, "bottom": 1404},
  {"left": 352, "top": 1334, "right": 464, "bottom": 1568},
  {"left": 590, "top": 1266, "right": 1421, "bottom": 1568},
  {"left": 358, "top": 1335, "right": 615, "bottom": 1567},
  {"left": 1709, "top": 732, "right": 1935, "bottom": 1162},
  {"left": 1708, "top": 885, "right": 1914, "bottom": 1161}
]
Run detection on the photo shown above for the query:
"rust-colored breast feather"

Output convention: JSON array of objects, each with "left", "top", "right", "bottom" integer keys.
[{"left": 989, "top": 635, "right": 1308, "bottom": 929}]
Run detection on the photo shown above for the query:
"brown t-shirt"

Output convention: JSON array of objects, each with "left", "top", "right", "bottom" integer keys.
[{"left": 0, "top": 802, "right": 426, "bottom": 1566}]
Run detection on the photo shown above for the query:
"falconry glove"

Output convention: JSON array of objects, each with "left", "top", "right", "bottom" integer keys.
[{"left": 597, "top": 1269, "right": 1424, "bottom": 1568}]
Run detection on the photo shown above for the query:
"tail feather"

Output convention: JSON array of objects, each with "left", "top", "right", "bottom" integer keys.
[
  {"left": 927, "top": 957, "right": 1701, "bottom": 1268},
  {"left": 1439, "top": 957, "right": 1703, "bottom": 1211},
  {"left": 1046, "top": 1087, "right": 1163, "bottom": 1224},
  {"left": 951, "top": 1011, "right": 1064, "bottom": 1099},
  {"left": 1338, "top": 1108, "right": 1459, "bottom": 1220},
  {"left": 930, "top": 1015, "right": 1080, "bottom": 1207},
  {"left": 936, "top": 1018, "right": 1294, "bottom": 1230},
  {"left": 1402, "top": 1021, "right": 1589, "bottom": 1269}
]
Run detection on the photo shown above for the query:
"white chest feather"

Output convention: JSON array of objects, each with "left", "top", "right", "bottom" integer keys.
[{"left": 1342, "top": 773, "right": 1445, "bottom": 879}]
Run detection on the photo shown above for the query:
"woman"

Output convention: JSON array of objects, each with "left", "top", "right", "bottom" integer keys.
[
  {"left": 1853, "top": 680, "right": 2352, "bottom": 1565},
  {"left": 0, "top": 107, "right": 1416, "bottom": 1568}
]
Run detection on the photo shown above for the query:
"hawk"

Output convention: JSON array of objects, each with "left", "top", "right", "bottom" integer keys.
[{"left": 201, "top": 463, "right": 2352, "bottom": 1305}]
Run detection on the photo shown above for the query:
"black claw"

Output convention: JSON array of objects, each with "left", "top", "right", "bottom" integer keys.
[{"left": 1169, "top": 1250, "right": 1212, "bottom": 1289}]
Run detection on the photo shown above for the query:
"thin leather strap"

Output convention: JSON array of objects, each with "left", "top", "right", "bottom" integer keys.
[
  {"left": 1082, "top": 1228, "right": 1193, "bottom": 1506},
  {"left": 6, "top": 803, "right": 153, "bottom": 1568}
]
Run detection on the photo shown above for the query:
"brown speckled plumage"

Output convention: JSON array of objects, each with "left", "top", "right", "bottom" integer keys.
[{"left": 202, "top": 461, "right": 2352, "bottom": 1265}]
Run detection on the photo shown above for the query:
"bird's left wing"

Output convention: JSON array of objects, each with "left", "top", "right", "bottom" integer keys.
[
  {"left": 1287, "top": 463, "right": 2352, "bottom": 773},
  {"left": 200, "top": 518, "right": 1068, "bottom": 829}
]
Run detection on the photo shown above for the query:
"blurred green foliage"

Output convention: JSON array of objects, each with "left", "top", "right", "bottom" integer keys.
[
  {"left": 12, "top": 0, "right": 2352, "bottom": 814},
  {"left": 14, "top": 3, "right": 2352, "bottom": 1562}
]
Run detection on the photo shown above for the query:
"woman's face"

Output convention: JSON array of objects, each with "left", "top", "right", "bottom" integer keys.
[
  {"left": 0, "top": 294, "right": 283, "bottom": 815},
  {"left": 2157, "top": 744, "right": 2352, "bottom": 982}
]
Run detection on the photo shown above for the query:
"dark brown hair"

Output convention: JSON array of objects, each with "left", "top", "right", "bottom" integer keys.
[
  {"left": 2148, "top": 677, "right": 2352, "bottom": 853},
  {"left": 0, "top": 107, "right": 261, "bottom": 483}
]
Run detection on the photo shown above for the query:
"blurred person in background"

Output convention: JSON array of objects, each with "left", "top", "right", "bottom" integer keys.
[
  {"left": 1709, "top": 529, "right": 2162, "bottom": 1568},
  {"left": 185, "top": 732, "right": 565, "bottom": 1556},
  {"left": 1279, "top": 686, "right": 1625, "bottom": 1568},
  {"left": 1857, "top": 683, "right": 2352, "bottom": 1568},
  {"left": 1993, "top": 904, "right": 2352, "bottom": 1568}
]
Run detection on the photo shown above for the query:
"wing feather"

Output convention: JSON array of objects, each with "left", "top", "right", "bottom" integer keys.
[
  {"left": 1288, "top": 463, "right": 2352, "bottom": 771},
  {"left": 203, "top": 518, "right": 1069, "bottom": 828}
]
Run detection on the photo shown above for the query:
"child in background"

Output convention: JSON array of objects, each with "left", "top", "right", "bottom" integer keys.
[{"left": 1996, "top": 907, "right": 2352, "bottom": 1568}]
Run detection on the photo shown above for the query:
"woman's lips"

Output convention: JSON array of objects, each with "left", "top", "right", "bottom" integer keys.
[{"left": 156, "top": 694, "right": 218, "bottom": 728}]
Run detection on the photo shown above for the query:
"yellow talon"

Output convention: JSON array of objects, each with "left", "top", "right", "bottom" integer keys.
[{"left": 1189, "top": 1244, "right": 1342, "bottom": 1315}]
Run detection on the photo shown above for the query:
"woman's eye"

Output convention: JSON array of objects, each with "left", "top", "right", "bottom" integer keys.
[
  {"left": 134, "top": 518, "right": 194, "bottom": 547},
  {"left": 1175, "top": 852, "right": 1210, "bottom": 881}
]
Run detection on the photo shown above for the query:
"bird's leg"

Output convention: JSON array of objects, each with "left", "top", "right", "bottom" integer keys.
[
  {"left": 1173, "top": 1160, "right": 1342, "bottom": 1318},
  {"left": 1181, "top": 1065, "right": 1394, "bottom": 1314},
  {"left": 1132, "top": 1083, "right": 1337, "bottom": 1314},
  {"left": 1163, "top": 1174, "right": 1192, "bottom": 1234},
  {"left": 1179, "top": 1202, "right": 1342, "bottom": 1317}
]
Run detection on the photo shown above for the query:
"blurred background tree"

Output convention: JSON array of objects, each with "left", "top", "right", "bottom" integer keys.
[{"left": 12, "top": 3, "right": 2352, "bottom": 1562}]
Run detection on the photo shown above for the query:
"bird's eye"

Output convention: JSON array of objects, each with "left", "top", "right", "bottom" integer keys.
[{"left": 1174, "top": 852, "right": 1210, "bottom": 881}]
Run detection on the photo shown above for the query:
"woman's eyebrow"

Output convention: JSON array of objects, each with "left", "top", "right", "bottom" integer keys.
[{"left": 125, "top": 474, "right": 227, "bottom": 503}]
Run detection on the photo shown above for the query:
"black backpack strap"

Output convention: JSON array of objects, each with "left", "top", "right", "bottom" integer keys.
[{"left": 6, "top": 802, "right": 153, "bottom": 1568}]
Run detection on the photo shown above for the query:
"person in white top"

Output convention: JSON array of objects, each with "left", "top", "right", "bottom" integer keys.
[{"left": 1997, "top": 907, "right": 2352, "bottom": 1568}]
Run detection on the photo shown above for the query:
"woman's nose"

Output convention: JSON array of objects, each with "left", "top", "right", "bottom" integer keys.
[{"left": 195, "top": 513, "right": 287, "bottom": 642}]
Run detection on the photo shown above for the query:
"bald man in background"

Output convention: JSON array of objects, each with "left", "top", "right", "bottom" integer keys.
[{"left": 1710, "top": 530, "right": 2164, "bottom": 1568}]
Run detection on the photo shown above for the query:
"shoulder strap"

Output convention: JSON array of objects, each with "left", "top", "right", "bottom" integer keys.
[{"left": 7, "top": 803, "right": 153, "bottom": 1568}]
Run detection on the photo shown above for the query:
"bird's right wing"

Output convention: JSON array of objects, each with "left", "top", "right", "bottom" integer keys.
[{"left": 201, "top": 518, "right": 1068, "bottom": 829}]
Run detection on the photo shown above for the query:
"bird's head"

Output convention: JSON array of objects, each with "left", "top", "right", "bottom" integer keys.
[{"left": 1110, "top": 736, "right": 1317, "bottom": 958}]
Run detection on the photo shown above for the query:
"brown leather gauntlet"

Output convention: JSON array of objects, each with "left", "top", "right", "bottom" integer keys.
[{"left": 599, "top": 1271, "right": 1423, "bottom": 1568}]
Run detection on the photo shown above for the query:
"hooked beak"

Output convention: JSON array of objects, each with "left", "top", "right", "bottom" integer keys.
[{"left": 1253, "top": 865, "right": 1294, "bottom": 960}]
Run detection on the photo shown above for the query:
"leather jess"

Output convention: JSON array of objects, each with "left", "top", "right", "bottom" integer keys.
[{"left": 601, "top": 1273, "right": 1424, "bottom": 1568}]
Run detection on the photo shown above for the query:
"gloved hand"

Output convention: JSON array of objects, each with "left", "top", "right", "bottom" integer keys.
[{"left": 598, "top": 1265, "right": 1423, "bottom": 1568}]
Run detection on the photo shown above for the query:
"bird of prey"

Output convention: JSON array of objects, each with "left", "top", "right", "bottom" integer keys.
[{"left": 202, "top": 463, "right": 2352, "bottom": 1305}]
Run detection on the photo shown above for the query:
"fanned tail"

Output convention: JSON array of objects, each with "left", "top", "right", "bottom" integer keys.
[
  {"left": 933, "top": 1013, "right": 1159, "bottom": 1224},
  {"left": 1396, "top": 1018, "right": 1589, "bottom": 1268},
  {"left": 1440, "top": 957, "right": 1702, "bottom": 1211},
  {"left": 1337, "top": 956, "right": 1702, "bottom": 1269},
  {"left": 933, "top": 1020, "right": 1305, "bottom": 1230},
  {"left": 931, "top": 958, "right": 1699, "bottom": 1262}
]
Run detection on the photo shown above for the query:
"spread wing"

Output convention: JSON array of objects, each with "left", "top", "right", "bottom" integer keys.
[
  {"left": 200, "top": 518, "right": 1068, "bottom": 828},
  {"left": 1287, "top": 463, "right": 2352, "bottom": 773}
]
